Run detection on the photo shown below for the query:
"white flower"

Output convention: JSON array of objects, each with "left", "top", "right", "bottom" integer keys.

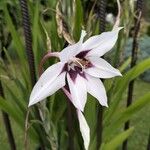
[
  {"left": 28, "top": 27, "right": 122, "bottom": 150},
  {"left": 29, "top": 28, "right": 122, "bottom": 109}
]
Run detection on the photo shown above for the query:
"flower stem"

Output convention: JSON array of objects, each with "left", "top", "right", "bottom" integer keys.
[
  {"left": 66, "top": 100, "right": 75, "bottom": 150},
  {"left": 38, "top": 51, "right": 59, "bottom": 77},
  {"left": 122, "top": 0, "right": 143, "bottom": 150},
  {"left": 96, "top": 105, "right": 103, "bottom": 150},
  {"left": 0, "top": 81, "right": 16, "bottom": 150},
  {"left": 62, "top": 88, "right": 75, "bottom": 150}
]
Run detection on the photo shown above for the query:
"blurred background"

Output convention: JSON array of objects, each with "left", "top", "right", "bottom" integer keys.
[{"left": 0, "top": 0, "right": 150, "bottom": 150}]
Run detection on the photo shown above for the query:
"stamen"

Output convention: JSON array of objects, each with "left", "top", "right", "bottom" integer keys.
[
  {"left": 75, "top": 59, "right": 84, "bottom": 71},
  {"left": 69, "top": 57, "right": 91, "bottom": 73},
  {"left": 70, "top": 57, "right": 84, "bottom": 72}
]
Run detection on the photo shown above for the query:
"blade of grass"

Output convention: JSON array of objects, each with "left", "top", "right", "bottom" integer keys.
[
  {"left": 32, "top": 2, "right": 40, "bottom": 76},
  {"left": 0, "top": 81, "right": 16, "bottom": 150},
  {"left": 123, "top": 0, "right": 143, "bottom": 149},
  {"left": 104, "top": 92, "right": 150, "bottom": 138},
  {"left": 4, "top": 4, "right": 26, "bottom": 63},
  {"left": 101, "top": 127, "right": 134, "bottom": 150},
  {"left": 73, "top": 0, "right": 83, "bottom": 41},
  {"left": 104, "top": 58, "right": 150, "bottom": 124}
]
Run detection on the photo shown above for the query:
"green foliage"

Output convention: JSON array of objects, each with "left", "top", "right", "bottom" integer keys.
[
  {"left": 101, "top": 127, "right": 134, "bottom": 150},
  {"left": 73, "top": 0, "right": 83, "bottom": 41},
  {"left": 4, "top": 4, "right": 25, "bottom": 63}
]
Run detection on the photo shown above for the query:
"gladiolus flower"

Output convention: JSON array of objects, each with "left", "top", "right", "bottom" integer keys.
[{"left": 28, "top": 27, "right": 122, "bottom": 150}]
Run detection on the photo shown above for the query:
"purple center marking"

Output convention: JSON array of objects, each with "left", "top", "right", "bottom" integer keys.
[{"left": 76, "top": 50, "right": 90, "bottom": 59}]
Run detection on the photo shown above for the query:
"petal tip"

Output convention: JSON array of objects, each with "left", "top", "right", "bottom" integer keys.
[
  {"left": 117, "top": 71, "right": 122, "bottom": 77},
  {"left": 105, "top": 103, "right": 109, "bottom": 108},
  {"left": 114, "top": 26, "right": 124, "bottom": 31},
  {"left": 101, "top": 102, "right": 108, "bottom": 108},
  {"left": 115, "top": 69, "right": 122, "bottom": 77},
  {"left": 119, "top": 73, "right": 123, "bottom": 77},
  {"left": 28, "top": 100, "right": 34, "bottom": 107},
  {"left": 28, "top": 97, "right": 38, "bottom": 107},
  {"left": 119, "top": 26, "right": 124, "bottom": 30},
  {"left": 28, "top": 104, "right": 31, "bottom": 107},
  {"left": 28, "top": 103, "right": 32, "bottom": 107}
]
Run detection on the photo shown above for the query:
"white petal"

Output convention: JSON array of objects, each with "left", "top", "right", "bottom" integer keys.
[
  {"left": 59, "top": 30, "right": 87, "bottom": 62},
  {"left": 29, "top": 62, "right": 66, "bottom": 106},
  {"left": 77, "top": 110, "right": 90, "bottom": 150},
  {"left": 59, "top": 43, "right": 81, "bottom": 62},
  {"left": 67, "top": 73, "right": 87, "bottom": 111},
  {"left": 86, "top": 74, "right": 108, "bottom": 107},
  {"left": 82, "top": 27, "right": 123, "bottom": 57},
  {"left": 85, "top": 57, "right": 122, "bottom": 78}
]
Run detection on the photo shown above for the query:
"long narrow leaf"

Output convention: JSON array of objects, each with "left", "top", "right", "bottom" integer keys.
[
  {"left": 104, "top": 92, "right": 150, "bottom": 138},
  {"left": 101, "top": 127, "right": 134, "bottom": 150},
  {"left": 4, "top": 5, "right": 25, "bottom": 63},
  {"left": 105, "top": 58, "right": 150, "bottom": 123},
  {"left": 73, "top": 0, "right": 83, "bottom": 41}
]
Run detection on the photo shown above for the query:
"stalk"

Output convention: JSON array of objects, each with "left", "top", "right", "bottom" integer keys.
[
  {"left": 96, "top": 0, "right": 107, "bottom": 149},
  {"left": 66, "top": 100, "right": 74, "bottom": 150},
  {"left": 122, "top": 0, "right": 143, "bottom": 150},
  {"left": 0, "top": 81, "right": 16, "bottom": 150}
]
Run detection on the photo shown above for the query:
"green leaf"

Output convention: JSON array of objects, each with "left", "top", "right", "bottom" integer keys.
[
  {"left": 104, "top": 92, "right": 150, "bottom": 138},
  {"left": 4, "top": 4, "right": 29, "bottom": 85},
  {"left": 0, "top": 97, "right": 39, "bottom": 143},
  {"left": 3, "top": 48, "right": 16, "bottom": 78},
  {"left": 0, "top": 97, "right": 24, "bottom": 127},
  {"left": 4, "top": 84, "right": 26, "bottom": 113},
  {"left": 101, "top": 127, "right": 134, "bottom": 150},
  {"left": 4, "top": 4, "right": 25, "bottom": 63},
  {"left": 119, "top": 57, "right": 131, "bottom": 72},
  {"left": 73, "top": 0, "right": 83, "bottom": 41},
  {"left": 32, "top": 2, "right": 40, "bottom": 74},
  {"left": 85, "top": 95, "right": 98, "bottom": 137},
  {"left": 51, "top": 92, "right": 67, "bottom": 124},
  {"left": 105, "top": 58, "right": 150, "bottom": 123},
  {"left": 85, "top": 95, "right": 98, "bottom": 150}
]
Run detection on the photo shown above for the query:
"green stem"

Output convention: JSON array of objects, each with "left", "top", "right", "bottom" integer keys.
[
  {"left": 122, "top": 0, "right": 143, "bottom": 150},
  {"left": 96, "top": 0, "right": 107, "bottom": 149}
]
